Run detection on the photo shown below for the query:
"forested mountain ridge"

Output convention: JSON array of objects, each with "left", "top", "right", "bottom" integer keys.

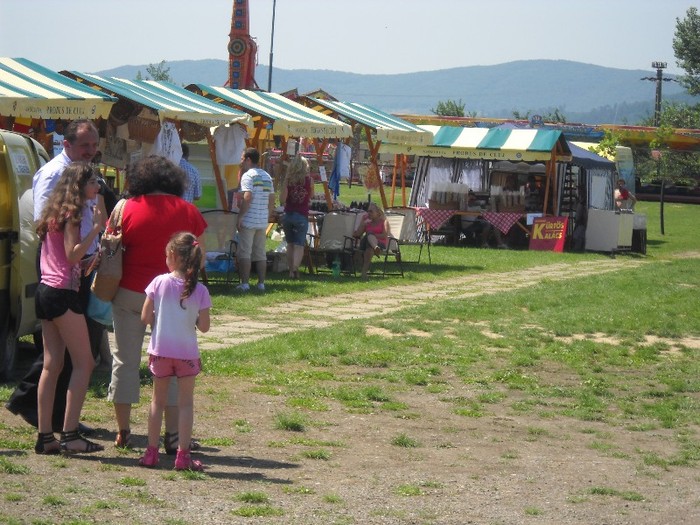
[{"left": 97, "top": 59, "right": 693, "bottom": 125}]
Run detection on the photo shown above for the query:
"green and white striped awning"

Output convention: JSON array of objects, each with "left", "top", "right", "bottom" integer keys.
[
  {"left": 306, "top": 98, "right": 433, "bottom": 146},
  {"left": 62, "top": 72, "right": 252, "bottom": 128},
  {"left": 187, "top": 85, "right": 352, "bottom": 139},
  {"left": 0, "top": 57, "right": 116, "bottom": 119},
  {"left": 381, "top": 125, "right": 572, "bottom": 162}
]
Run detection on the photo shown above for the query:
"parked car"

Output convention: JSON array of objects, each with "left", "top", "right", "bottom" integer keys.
[{"left": 0, "top": 130, "right": 48, "bottom": 380}]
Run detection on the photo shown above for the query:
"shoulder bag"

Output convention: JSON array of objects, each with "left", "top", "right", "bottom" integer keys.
[{"left": 90, "top": 198, "right": 127, "bottom": 302}]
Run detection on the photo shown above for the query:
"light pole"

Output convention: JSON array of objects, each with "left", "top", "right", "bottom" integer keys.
[
  {"left": 641, "top": 62, "right": 676, "bottom": 235},
  {"left": 267, "top": 0, "right": 277, "bottom": 92},
  {"left": 641, "top": 61, "right": 671, "bottom": 127}
]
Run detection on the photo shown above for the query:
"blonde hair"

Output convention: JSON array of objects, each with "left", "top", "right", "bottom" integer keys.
[
  {"left": 367, "top": 202, "right": 385, "bottom": 218},
  {"left": 285, "top": 156, "right": 310, "bottom": 186}
]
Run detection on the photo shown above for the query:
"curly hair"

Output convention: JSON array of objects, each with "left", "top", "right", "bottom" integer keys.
[
  {"left": 285, "top": 155, "right": 310, "bottom": 186},
  {"left": 167, "top": 231, "right": 203, "bottom": 308},
  {"left": 124, "top": 155, "right": 185, "bottom": 197},
  {"left": 36, "top": 162, "right": 95, "bottom": 239}
]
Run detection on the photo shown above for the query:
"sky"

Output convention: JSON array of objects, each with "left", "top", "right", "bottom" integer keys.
[{"left": 0, "top": 0, "right": 692, "bottom": 77}]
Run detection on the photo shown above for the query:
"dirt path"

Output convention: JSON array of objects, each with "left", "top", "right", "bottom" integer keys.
[{"left": 196, "top": 256, "right": 650, "bottom": 351}]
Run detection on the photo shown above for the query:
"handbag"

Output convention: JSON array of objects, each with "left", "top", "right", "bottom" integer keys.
[{"left": 90, "top": 198, "right": 127, "bottom": 302}]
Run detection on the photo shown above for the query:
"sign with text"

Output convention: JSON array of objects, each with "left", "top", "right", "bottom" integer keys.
[{"left": 529, "top": 216, "right": 568, "bottom": 252}]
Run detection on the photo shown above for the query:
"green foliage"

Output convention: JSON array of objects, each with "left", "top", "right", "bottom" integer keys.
[
  {"left": 431, "top": 99, "right": 468, "bottom": 117},
  {"left": 136, "top": 60, "right": 174, "bottom": 82},
  {"left": 592, "top": 128, "right": 621, "bottom": 159},
  {"left": 673, "top": 7, "right": 700, "bottom": 95},
  {"left": 274, "top": 411, "right": 307, "bottom": 432},
  {"left": 392, "top": 433, "right": 420, "bottom": 448}
]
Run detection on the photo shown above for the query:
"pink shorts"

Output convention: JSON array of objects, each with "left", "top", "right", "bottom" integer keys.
[{"left": 148, "top": 355, "right": 202, "bottom": 378}]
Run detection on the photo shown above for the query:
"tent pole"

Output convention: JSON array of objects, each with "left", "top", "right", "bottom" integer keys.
[
  {"left": 401, "top": 154, "right": 408, "bottom": 206},
  {"left": 314, "top": 138, "right": 333, "bottom": 209},
  {"left": 364, "top": 125, "right": 388, "bottom": 209},
  {"left": 390, "top": 154, "right": 399, "bottom": 207}
]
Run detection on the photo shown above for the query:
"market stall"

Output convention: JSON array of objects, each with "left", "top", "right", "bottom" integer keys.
[
  {"left": 61, "top": 72, "right": 253, "bottom": 209},
  {"left": 379, "top": 125, "right": 574, "bottom": 248},
  {"left": 0, "top": 57, "right": 117, "bottom": 377},
  {"left": 382, "top": 125, "right": 571, "bottom": 210},
  {"left": 299, "top": 97, "right": 433, "bottom": 209},
  {"left": 0, "top": 57, "right": 117, "bottom": 152},
  {"left": 185, "top": 85, "right": 352, "bottom": 207}
]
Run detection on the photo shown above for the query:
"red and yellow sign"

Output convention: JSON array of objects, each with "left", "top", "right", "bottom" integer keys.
[{"left": 529, "top": 216, "right": 568, "bottom": 252}]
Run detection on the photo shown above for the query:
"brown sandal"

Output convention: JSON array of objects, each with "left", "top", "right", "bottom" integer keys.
[{"left": 114, "top": 429, "right": 132, "bottom": 448}]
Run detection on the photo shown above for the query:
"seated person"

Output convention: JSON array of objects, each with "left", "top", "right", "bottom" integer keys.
[
  {"left": 353, "top": 203, "right": 391, "bottom": 279},
  {"left": 614, "top": 179, "right": 637, "bottom": 209}
]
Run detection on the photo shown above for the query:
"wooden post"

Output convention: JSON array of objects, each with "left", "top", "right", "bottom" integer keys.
[
  {"left": 365, "top": 125, "right": 388, "bottom": 209},
  {"left": 389, "top": 154, "right": 399, "bottom": 207},
  {"left": 313, "top": 138, "right": 333, "bottom": 208}
]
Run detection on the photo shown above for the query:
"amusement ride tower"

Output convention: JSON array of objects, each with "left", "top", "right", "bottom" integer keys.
[{"left": 226, "top": 0, "right": 258, "bottom": 89}]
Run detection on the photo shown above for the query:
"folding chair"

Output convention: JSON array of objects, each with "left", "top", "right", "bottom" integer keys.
[
  {"left": 386, "top": 207, "right": 430, "bottom": 264},
  {"left": 200, "top": 209, "right": 239, "bottom": 285},
  {"left": 306, "top": 211, "right": 357, "bottom": 275}
]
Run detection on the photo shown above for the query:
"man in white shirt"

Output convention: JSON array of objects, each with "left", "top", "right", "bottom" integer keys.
[{"left": 236, "top": 148, "right": 274, "bottom": 292}]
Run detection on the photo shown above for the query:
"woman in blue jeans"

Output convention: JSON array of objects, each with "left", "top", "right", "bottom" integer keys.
[{"left": 280, "top": 156, "right": 312, "bottom": 279}]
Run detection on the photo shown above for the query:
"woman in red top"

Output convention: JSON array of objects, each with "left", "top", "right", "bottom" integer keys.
[
  {"left": 108, "top": 156, "right": 207, "bottom": 453},
  {"left": 353, "top": 203, "right": 391, "bottom": 280}
]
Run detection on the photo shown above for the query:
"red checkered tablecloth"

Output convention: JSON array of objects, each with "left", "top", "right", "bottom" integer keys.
[
  {"left": 482, "top": 212, "right": 524, "bottom": 235},
  {"left": 415, "top": 208, "right": 457, "bottom": 230}
]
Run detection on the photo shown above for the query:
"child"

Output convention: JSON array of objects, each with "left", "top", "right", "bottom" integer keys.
[
  {"left": 34, "top": 162, "right": 105, "bottom": 454},
  {"left": 139, "top": 232, "right": 211, "bottom": 470}
]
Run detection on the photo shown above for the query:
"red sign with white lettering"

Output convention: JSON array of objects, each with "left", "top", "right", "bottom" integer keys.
[{"left": 529, "top": 216, "right": 568, "bottom": 252}]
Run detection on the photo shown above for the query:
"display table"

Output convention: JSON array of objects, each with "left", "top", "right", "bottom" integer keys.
[
  {"left": 481, "top": 212, "right": 524, "bottom": 235},
  {"left": 414, "top": 208, "right": 458, "bottom": 230}
]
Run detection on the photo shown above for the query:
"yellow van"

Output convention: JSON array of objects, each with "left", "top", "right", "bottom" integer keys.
[{"left": 0, "top": 130, "right": 48, "bottom": 380}]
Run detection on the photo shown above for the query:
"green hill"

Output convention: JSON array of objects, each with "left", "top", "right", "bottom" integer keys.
[{"left": 96, "top": 59, "right": 692, "bottom": 125}]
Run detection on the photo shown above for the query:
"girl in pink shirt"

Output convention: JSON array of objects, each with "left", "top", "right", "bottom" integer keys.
[
  {"left": 34, "top": 162, "right": 104, "bottom": 455},
  {"left": 139, "top": 232, "right": 211, "bottom": 471}
]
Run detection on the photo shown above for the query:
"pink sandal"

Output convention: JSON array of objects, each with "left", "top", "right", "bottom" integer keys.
[
  {"left": 139, "top": 445, "right": 159, "bottom": 468},
  {"left": 175, "top": 448, "right": 203, "bottom": 471}
]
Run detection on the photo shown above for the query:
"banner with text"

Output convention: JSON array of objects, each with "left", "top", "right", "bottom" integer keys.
[{"left": 529, "top": 216, "right": 568, "bottom": 252}]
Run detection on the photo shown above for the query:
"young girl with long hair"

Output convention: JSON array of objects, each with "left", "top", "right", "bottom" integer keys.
[
  {"left": 34, "top": 161, "right": 105, "bottom": 454},
  {"left": 280, "top": 155, "right": 312, "bottom": 279},
  {"left": 139, "top": 232, "right": 211, "bottom": 471}
]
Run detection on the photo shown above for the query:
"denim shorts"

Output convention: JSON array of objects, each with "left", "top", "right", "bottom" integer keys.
[{"left": 282, "top": 212, "right": 309, "bottom": 246}]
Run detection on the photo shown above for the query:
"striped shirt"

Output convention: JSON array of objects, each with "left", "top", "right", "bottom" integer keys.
[{"left": 240, "top": 167, "right": 274, "bottom": 229}]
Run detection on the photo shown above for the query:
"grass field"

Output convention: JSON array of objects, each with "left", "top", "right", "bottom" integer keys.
[{"left": 0, "top": 200, "right": 698, "bottom": 524}]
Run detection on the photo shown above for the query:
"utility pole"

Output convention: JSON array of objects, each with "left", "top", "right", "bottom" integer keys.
[
  {"left": 641, "top": 62, "right": 675, "bottom": 235},
  {"left": 641, "top": 61, "right": 670, "bottom": 127},
  {"left": 268, "top": 0, "right": 277, "bottom": 92}
]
